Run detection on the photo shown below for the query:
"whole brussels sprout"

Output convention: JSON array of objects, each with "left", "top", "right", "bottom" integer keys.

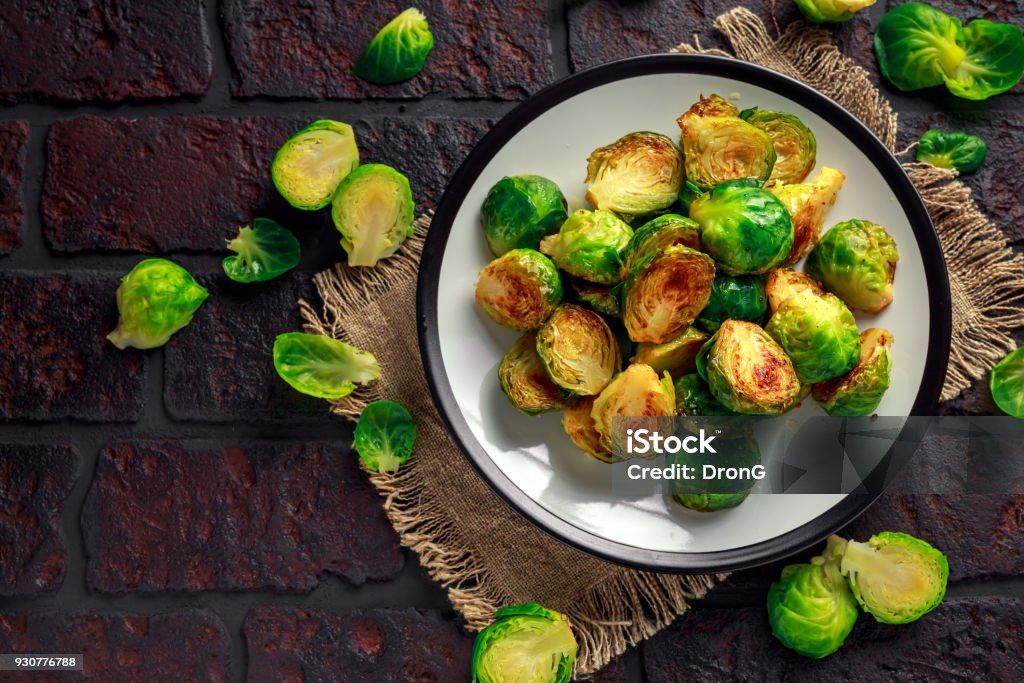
[
  {"left": 568, "top": 278, "right": 620, "bottom": 317},
  {"left": 765, "top": 268, "right": 825, "bottom": 314},
  {"left": 769, "top": 166, "right": 846, "bottom": 264},
  {"left": 585, "top": 131, "right": 684, "bottom": 219},
  {"left": 331, "top": 163, "right": 415, "bottom": 267},
  {"left": 837, "top": 532, "right": 949, "bottom": 624},
  {"left": 621, "top": 214, "right": 701, "bottom": 278},
  {"left": 536, "top": 304, "right": 621, "bottom": 396},
  {"left": 107, "top": 259, "right": 209, "bottom": 350},
  {"left": 539, "top": 209, "right": 633, "bottom": 285},
  {"left": 472, "top": 603, "right": 577, "bottom": 683},
  {"left": 697, "top": 275, "right": 768, "bottom": 333},
  {"left": 562, "top": 396, "right": 613, "bottom": 463},
  {"left": 498, "top": 332, "right": 567, "bottom": 415},
  {"left": 806, "top": 219, "right": 899, "bottom": 314},
  {"left": 677, "top": 94, "right": 777, "bottom": 190},
  {"left": 671, "top": 431, "right": 760, "bottom": 512},
  {"left": 765, "top": 290, "right": 860, "bottom": 384},
  {"left": 916, "top": 130, "right": 987, "bottom": 174},
  {"left": 673, "top": 373, "right": 737, "bottom": 416},
  {"left": 793, "top": 0, "right": 875, "bottom": 24},
  {"left": 698, "top": 320, "right": 802, "bottom": 415},
  {"left": 481, "top": 175, "right": 568, "bottom": 257},
  {"left": 813, "top": 328, "right": 893, "bottom": 416},
  {"left": 691, "top": 181, "right": 794, "bottom": 275},
  {"left": 632, "top": 326, "right": 709, "bottom": 379},
  {"left": 620, "top": 245, "right": 716, "bottom": 344},
  {"left": 272, "top": 120, "right": 359, "bottom": 211},
  {"left": 352, "top": 8, "right": 434, "bottom": 84},
  {"left": 475, "top": 249, "right": 562, "bottom": 331},
  {"left": 591, "top": 364, "right": 676, "bottom": 455},
  {"left": 990, "top": 345, "right": 1024, "bottom": 418},
  {"left": 741, "top": 109, "right": 817, "bottom": 184}
]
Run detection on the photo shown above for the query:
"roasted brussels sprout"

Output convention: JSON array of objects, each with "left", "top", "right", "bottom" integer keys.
[
  {"left": 568, "top": 278, "right": 620, "bottom": 317},
  {"left": 354, "top": 400, "right": 416, "bottom": 474},
  {"left": 331, "top": 163, "right": 415, "bottom": 267},
  {"left": 107, "top": 259, "right": 209, "bottom": 350},
  {"left": 273, "top": 332, "right": 380, "bottom": 399},
  {"left": 272, "top": 120, "right": 359, "bottom": 211},
  {"left": 222, "top": 218, "right": 301, "bottom": 283},
  {"left": 765, "top": 268, "right": 825, "bottom": 314},
  {"left": 563, "top": 396, "right": 613, "bottom": 463},
  {"left": 678, "top": 180, "right": 705, "bottom": 217},
  {"left": 769, "top": 166, "right": 845, "bottom": 264},
  {"left": 585, "top": 131, "right": 684, "bottom": 219},
  {"left": 742, "top": 109, "right": 817, "bottom": 184},
  {"left": 632, "top": 326, "right": 709, "bottom": 379},
  {"left": 620, "top": 245, "right": 716, "bottom": 344},
  {"left": 591, "top": 364, "right": 676, "bottom": 455},
  {"left": 536, "top": 304, "right": 621, "bottom": 395},
  {"left": 990, "top": 345, "right": 1024, "bottom": 418},
  {"left": 352, "top": 8, "right": 434, "bottom": 84},
  {"left": 671, "top": 433, "right": 760, "bottom": 512},
  {"left": 475, "top": 249, "right": 563, "bottom": 331},
  {"left": 813, "top": 328, "right": 893, "bottom": 416},
  {"left": 766, "top": 290, "right": 860, "bottom": 384},
  {"left": 698, "top": 320, "right": 802, "bottom": 415},
  {"left": 678, "top": 94, "right": 777, "bottom": 190},
  {"left": 673, "top": 373, "right": 737, "bottom": 416},
  {"left": 792, "top": 0, "right": 875, "bottom": 24},
  {"left": 690, "top": 181, "right": 794, "bottom": 275},
  {"left": 916, "top": 130, "right": 987, "bottom": 174},
  {"left": 539, "top": 209, "right": 633, "bottom": 285},
  {"left": 472, "top": 603, "right": 577, "bottom": 683},
  {"left": 837, "top": 532, "right": 949, "bottom": 625},
  {"left": 768, "top": 537, "right": 859, "bottom": 659},
  {"left": 481, "top": 175, "right": 568, "bottom": 256},
  {"left": 697, "top": 275, "right": 768, "bottom": 333},
  {"left": 499, "top": 332, "right": 567, "bottom": 415},
  {"left": 621, "top": 214, "right": 701, "bottom": 277},
  {"left": 806, "top": 219, "right": 899, "bottom": 314}
]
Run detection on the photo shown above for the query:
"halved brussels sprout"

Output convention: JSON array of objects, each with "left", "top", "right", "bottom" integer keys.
[
  {"left": 765, "top": 268, "right": 825, "bottom": 314},
  {"left": 792, "top": 0, "right": 875, "bottom": 24},
  {"left": 568, "top": 278, "right": 620, "bottom": 317},
  {"left": 632, "top": 326, "right": 709, "bottom": 379},
  {"left": 585, "top": 131, "right": 684, "bottom": 219},
  {"left": 332, "top": 163, "right": 415, "bottom": 267},
  {"left": 990, "top": 345, "right": 1024, "bottom": 418},
  {"left": 698, "top": 320, "right": 802, "bottom": 415},
  {"left": 272, "top": 120, "right": 359, "bottom": 211},
  {"left": 691, "top": 181, "right": 794, "bottom": 275},
  {"left": 621, "top": 214, "right": 701, "bottom": 278},
  {"left": 837, "top": 532, "right": 949, "bottom": 624},
  {"left": 671, "top": 433, "right": 760, "bottom": 512},
  {"left": 352, "top": 8, "right": 434, "bottom": 84},
  {"left": 916, "top": 130, "right": 987, "bottom": 174},
  {"left": 677, "top": 94, "right": 777, "bottom": 190},
  {"left": 697, "top": 275, "right": 768, "bottom": 333},
  {"left": 673, "top": 373, "right": 737, "bottom": 416},
  {"left": 591, "top": 364, "right": 676, "bottom": 455},
  {"left": 472, "top": 603, "right": 577, "bottom": 683},
  {"left": 813, "top": 328, "right": 894, "bottom": 416},
  {"left": 107, "top": 259, "right": 209, "bottom": 350},
  {"left": 563, "top": 396, "right": 613, "bottom": 463},
  {"left": 475, "top": 249, "right": 562, "bottom": 331},
  {"left": 765, "top": 290, "right": 860, "bottom": 384},
  {"left": 539, "top": 209, "right": 633, "bottom": 285},
  {"left": 536, "top": 304, "right": 621, "bottom": 395},
  {"left": 498, "top": 332, "right": 567, "bottom": 415},
  {"left": 481, "top": 175, "right": 568, "bottom": 256},
  {"left": 769, "top": 166, "right": 845, "bottom": 264},
  {"left": 742, "top": 109, "right": 817, "bottom": 184},
  {"left": 806, "top": 219, "right": 899, "bottom": 314},
  {"left": 621, "top": 245, "right": 716, "bottom": 344}
]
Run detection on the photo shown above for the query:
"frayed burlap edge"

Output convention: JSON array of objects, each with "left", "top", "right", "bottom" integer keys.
[{"left": 676, "top": 7, "right": 1024, "bottom": 400}]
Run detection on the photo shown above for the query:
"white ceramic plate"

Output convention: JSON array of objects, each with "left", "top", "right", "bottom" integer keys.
[{"left": 418, "top": 55, "right": 950, "bottom": 571}]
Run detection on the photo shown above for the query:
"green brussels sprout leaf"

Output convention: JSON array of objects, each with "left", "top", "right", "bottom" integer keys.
[
  {"left": 678, "top": 180, "right": 705, "bottom": 216},
  {"left": 472, "top": 603, "right": 577, "bottom": 683},
  {"left": 354, "top": 400, "right": 417, "bottom": 474},
  {"left": 916, "top": 129, "right": 987, "bottom": 173},
  {"left": 793, "top": 0, "right": 875, "bottom": 24},
  {"left": 476, "top": 249, "right": 563, "bottom": 331},
  {"left": 222, "top": 218, "right": 301, "bottom": 283},
  {"left": 352, "top": 8, "right": 434, "bottom": 84},
  {"left": 945, "top": 19, "right": 1024, "bottom": 100},
  {"left": 989, "top": 345, "right": 1024, "bottom": 418},
  {"left": 481, "top": 175, "right": 568, "bottom": 257},
  {"left": 107, "top": 258, "right": 209, "bottom": 350},
  {"left": 272, "top": 331, "right": 381, "bottom": 399},
  {"left": 272, "top": 120, "right": 359, "bottom": 211},
  {"left": 332, "top": 163, "right": 415, "bottom": 267},
  {"left": 568, "top": 278, "right": 620, "bottom": 317}
]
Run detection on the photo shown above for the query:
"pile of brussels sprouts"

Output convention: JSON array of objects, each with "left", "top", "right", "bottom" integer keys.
[{"left": 476, "top": 93, "right": 901, "bottom": 512}]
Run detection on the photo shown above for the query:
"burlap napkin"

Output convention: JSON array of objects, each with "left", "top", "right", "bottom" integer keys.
[{"left": 299, "top": 8, "right": 1024, "bottom": 674}]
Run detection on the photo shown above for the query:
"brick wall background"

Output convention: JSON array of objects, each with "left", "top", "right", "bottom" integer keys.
[{"left": 0, "top": 1, "right": 1022, "bottom": 680}]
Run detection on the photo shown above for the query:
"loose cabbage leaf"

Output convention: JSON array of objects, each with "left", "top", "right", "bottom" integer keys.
[
  {"left": 354, "top": 400, "right": 417, "bottom": 473},
  {"left": 272, "top": 332, "right": 380, "bottom": 399},
  {"left": 222, "top": 218, "right": 301, "bottom": 283}
]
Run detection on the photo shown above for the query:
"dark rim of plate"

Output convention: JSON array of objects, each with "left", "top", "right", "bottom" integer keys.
[{"left": 415, "top": 54, "right": 952, "bottom": 573}]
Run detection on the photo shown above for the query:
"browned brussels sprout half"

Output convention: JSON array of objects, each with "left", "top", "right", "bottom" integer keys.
[
  {"left": 498, "top": 332, "right": 567, "bottom": 415},
  {"left": 568, "top": 278, "right": 620, "bottom": 317},
  {"left": 765, "top": 268, "right": 825, "bottom": 314},
  {"left": 585, "top": 132, "right": 684, "bottom": 219},
  {"left": 475, "top": 249, "right": 563, "bottom": 331},
  {"left": 591, "top": 364, "right": 676, "bottom": 455},
  {"left": 563, "top": 396, "right": 613, "bottom": 463},
  {"left": 620, "top": 245, "right": 716, "bottom": 344},
  {"left": 536, "top": 304, "right": 621, "bottom": 396},
  {"left": 813, "top": 328, "right": 893, "bottom": 416},
  {"left": 620, "top": 214, "right": 701, "bottom": 278},
  {"left": 769, "top": 167, "right": 845, "bottom": 264},
  {"left": 742, "top": 108, "right": 818, "bottom": 184},
  {"left": 678, "top": 94, "right": 777, "bottom": 190}
]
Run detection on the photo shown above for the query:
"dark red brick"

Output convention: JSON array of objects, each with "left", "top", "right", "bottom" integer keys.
[
  {"left": 0, "top": 611, "right": 230, "bottom": 681},
  {"left": 244, "top": 607, "right": 472, "bottom": 682},
  {"left": 83, "top": 440, "right": 402, "bottom": 592},
  {"left": 223, "top": 0, "right": 552, "bottom": 99},
  {"left": 643, "top": 598, "right": 1024, "bottom": 681},
  {"left": 0, "top": 445, "right": 78, "bottom": 595},
  {"left": 0, "top": 1, "right": 211, "bottom": 102},
  {"left": 0, "top": 273, "right": 146, "bottom": 422},
  {"left": 0, "top": 122, "right": 28, "bottom": 255},
  {"left": 42, "top": 116, "right": 490, "bottom": 253}
]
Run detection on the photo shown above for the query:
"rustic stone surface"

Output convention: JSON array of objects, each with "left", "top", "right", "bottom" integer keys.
[
  {"left": 643, "top": 598, "right": 1024, "bottom": 681},
  {"left": 0, "top": 1, "right": 211, "bottom": 102},
  {"left": 0, "top": 611, "right": 231, "bottom": 681},
  {"left": 0, "top": 444, "right": 78, "bottom": 595},
  {"left": 223, "top": 0, "right": 553, "bottom": 99},
  {"left": 0, "top": 273, "right": 146, "bottom": 422},
  {"left": 83, "top": 440, "right": 403, "bottom": 592},
  {"left": 0, "top": 122, "right": 28, "bottom": 255},
  {"left": 244, "top": 607, "right": 472, "bottom": 682}
]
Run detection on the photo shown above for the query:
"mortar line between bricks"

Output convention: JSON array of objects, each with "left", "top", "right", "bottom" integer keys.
[{"left": 202, "top": 0, "right": 235, "bottom": 113}]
